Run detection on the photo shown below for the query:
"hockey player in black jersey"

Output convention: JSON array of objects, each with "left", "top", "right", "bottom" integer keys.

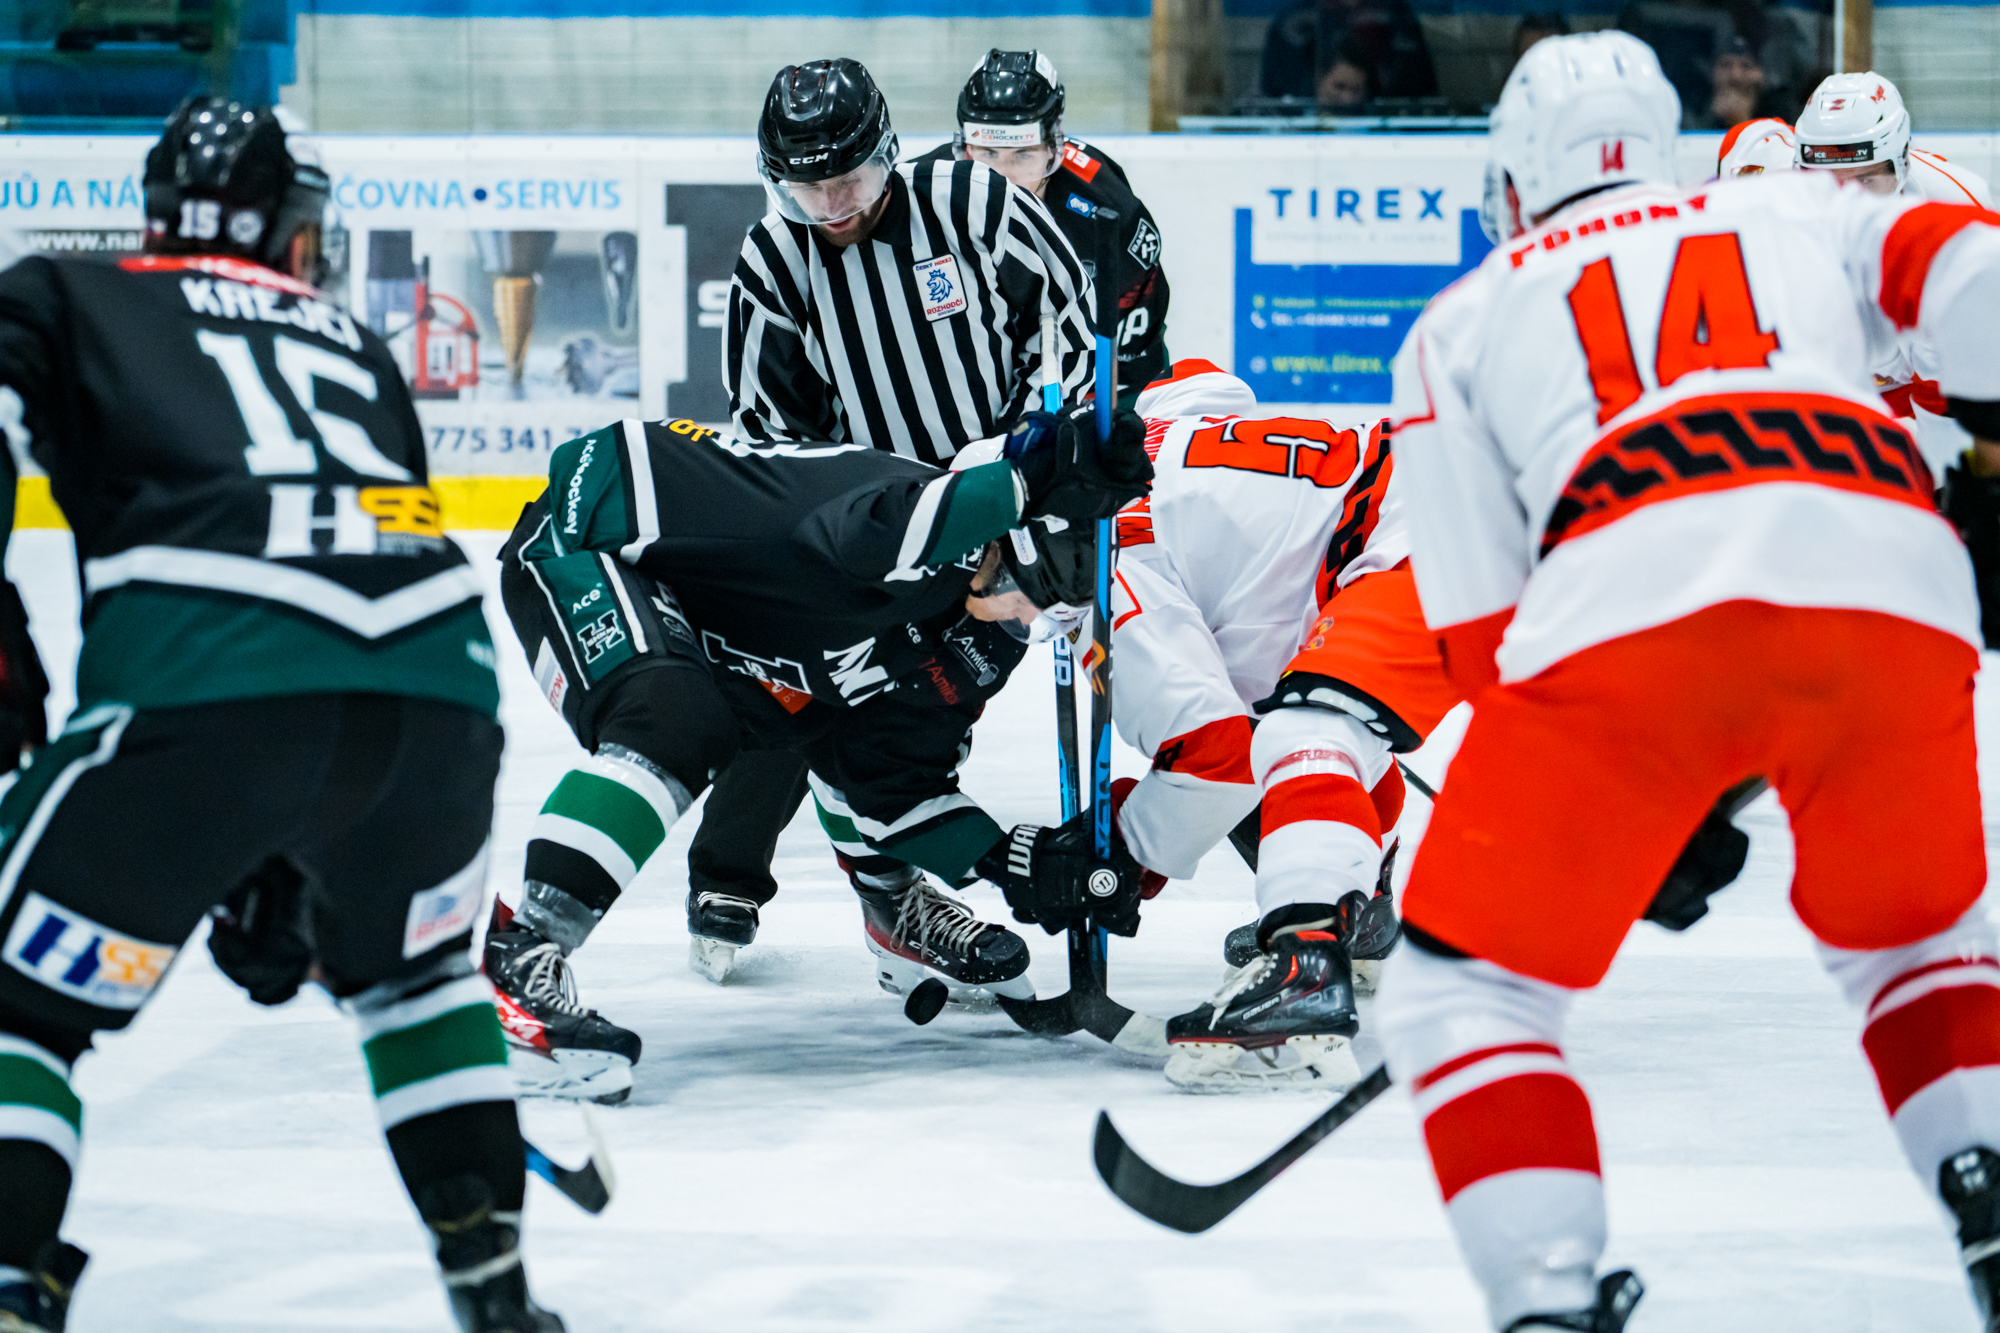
[
  {"left": 484, "top": 406, "right": 1156, "bottom": 1099},
  {"left": 919, "top": 48, "right": 1173, "bottom": 397},
  {"left": 0, "top": 100, "right": 560, "bottom": 1332}
]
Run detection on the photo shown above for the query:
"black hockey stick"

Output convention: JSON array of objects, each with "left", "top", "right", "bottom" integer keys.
[
  {"left": 996, "top": 216, "right": 1168, "bottom": 1058},
  {"left": 523, "top": 1106, "right": 616, "bottom": 1214},
  {"left": 1094, "top": 1063, "right": 1393, "bottom": 1232}
]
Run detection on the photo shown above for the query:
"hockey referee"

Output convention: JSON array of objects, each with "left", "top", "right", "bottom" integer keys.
[{"left": 661, "top": 57, "right": 1105, "bottom": 985}]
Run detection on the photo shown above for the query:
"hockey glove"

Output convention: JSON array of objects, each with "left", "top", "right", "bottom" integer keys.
[
  {"left": 1643, "top": 784, "right": 1757, "bottom": 932},
  {"left": 976, "top": 810, "right": 1146, "bottom": 937},
  {"left": 1007, "top": 403, "right": 1153, "bottom": 523},
  {"left": 207, "top": 856, "right": 318, "bottom": 1006},
  {"left": 1944, "top": 449, "right": 2000, "bottom": 649},
  {"left": 0, "top": 579, "right": 48, "bottom": 774}
]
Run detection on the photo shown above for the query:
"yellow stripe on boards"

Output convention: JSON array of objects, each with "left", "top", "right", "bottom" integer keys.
[{"left": 14, "top": 475, "right": 548, "bottom": 533}]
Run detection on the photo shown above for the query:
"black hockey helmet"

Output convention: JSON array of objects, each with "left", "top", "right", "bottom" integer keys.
[
  {"left": 757, "top": 58, "right": 896, "bottom": 185},
  {"left": 144, "top": 97, "right": 331, "bottom": 280},
  {"left": 955, "top": 50, "right": 1065, "bottom": 162},
  {"left": 998, "top": 515, "right": 1095, "bottom": 613}
]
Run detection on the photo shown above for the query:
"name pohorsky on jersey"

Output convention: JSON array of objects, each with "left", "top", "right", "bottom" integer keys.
[
  {"left": 0, "top": 252, "right": 496, "bottom": 717},
  {"left": 727, "top": 154, "right": 1096, "bottom": 466}
]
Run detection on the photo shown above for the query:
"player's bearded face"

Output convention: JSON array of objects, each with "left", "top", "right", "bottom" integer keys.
[{"left": 966, "top": 144, "right": 1058, "bottom": 195}]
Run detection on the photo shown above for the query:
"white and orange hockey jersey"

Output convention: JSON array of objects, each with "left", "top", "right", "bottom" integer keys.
[
  {"left": 1390, "top": 170, "right": 2000, "bottom": 689},
  {"left": 1108, "top": 361, "right": 1400, "bottom": 880}
]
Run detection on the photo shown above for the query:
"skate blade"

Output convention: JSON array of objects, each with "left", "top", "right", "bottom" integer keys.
[
  {"left": 688, "top": 935, "right": 740, "bottom": 985},
  {"left": 1352, "top": 958, "right": 1382, "bottom": 998},
  {"left": 507, "top": 1046, "right": 633, "bottom": 1105},
  {"left": 1163, "top": 1034, "right": 1364, "bottom": 1094},
  {"left": 867, "top": 938, "right": 1033, "bottom": 1009}
]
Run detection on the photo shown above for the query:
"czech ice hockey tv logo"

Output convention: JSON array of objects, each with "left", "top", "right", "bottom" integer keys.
[
  {"left": 913, "top": 256, "right": 968, "bottom": 322},
  {"left": 3, "top": 893, "right": 177, "bottom": 1010}
]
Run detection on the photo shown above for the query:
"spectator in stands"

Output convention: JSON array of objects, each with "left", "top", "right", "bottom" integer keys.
[
  {"left": 1690, "top": 34, "right": 1789, "bottom": 128},
  {"left": 1259, "top": 0, "right": 1438, "bottom": 105},
  {"left": 1318, "top": 46, "right": 1373, "bottom": 110},
  {"left": 1513, "top": 11, "right": 1570, "bottom": 62}
]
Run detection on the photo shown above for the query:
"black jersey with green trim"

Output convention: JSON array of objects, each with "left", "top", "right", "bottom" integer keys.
[
  {"left": 0, "top": 253, "right": 496, "bottom": 716},
  {"left": 916, "top": 138, "right": 1170, "bottom": 391},
  {"left": 518, "top": 416, "right": 1028, "bottom": 709}
]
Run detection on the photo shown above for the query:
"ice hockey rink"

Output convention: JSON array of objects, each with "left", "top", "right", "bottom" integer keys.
[{"left": 8, "top": 524, "right": 1994, "bottom": 1333}]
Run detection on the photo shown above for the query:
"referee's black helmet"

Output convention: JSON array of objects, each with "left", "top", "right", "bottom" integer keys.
[
  {"left": 758, "top": 59, "right": 896, "bottom": 184},
  {"left": 143, "top": 97, "right": 331, "bottom": 277},
  {"left": 957, "top": 50, "right": 1065, "bottom": 141}
]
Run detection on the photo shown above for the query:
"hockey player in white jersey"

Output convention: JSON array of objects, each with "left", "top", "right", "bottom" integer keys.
[
  {"left": 1381, "top": 31, "right": 2000, "bottom": 1332},
  {"left": 1104, "top": 361, "right": 1448, "bottom": 1090},
  {"left": 1715, "top": 116, "right": 1795, "bottom": 178}
]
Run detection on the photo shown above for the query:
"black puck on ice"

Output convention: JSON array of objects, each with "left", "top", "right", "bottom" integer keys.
[{"left": 904, "top": 978, "right": 949, "bottom": 1025}]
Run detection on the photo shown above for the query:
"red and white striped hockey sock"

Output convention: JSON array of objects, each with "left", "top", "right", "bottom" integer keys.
[
  {"left": 1377, "top": 945, "right": 1604, "bottom": 1327},
  {"left": 1858, "top": 950, "right": 2000, "bottom": 1185},
  {"left": 1248, "top": 708, "right": 1390, "bottom": 917}
]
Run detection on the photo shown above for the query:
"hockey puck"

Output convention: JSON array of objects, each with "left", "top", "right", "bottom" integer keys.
[{"left": 904, "top": 978, "right": 949, "bottom": 1025}]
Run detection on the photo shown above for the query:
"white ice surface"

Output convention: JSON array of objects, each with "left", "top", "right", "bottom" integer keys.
[{"left": 6, "top": 527, "right": 1994, "bottom": 1332}]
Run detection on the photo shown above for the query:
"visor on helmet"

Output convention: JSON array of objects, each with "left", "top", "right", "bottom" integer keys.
[{"left": 762, "top": 136, "right": 896, "bottom": 227}]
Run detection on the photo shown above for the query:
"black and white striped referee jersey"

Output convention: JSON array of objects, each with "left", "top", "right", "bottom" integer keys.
[{"left": 726, "top": 155, "right": 1096, "bottom": 466}]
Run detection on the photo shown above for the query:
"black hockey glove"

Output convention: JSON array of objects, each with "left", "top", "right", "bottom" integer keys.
[
  {"left": 1643, "top": 780, "right": 1761, "bottom": 932},
  {"left": 1006, "top": 403, "right": 1153, "bottom": 523},
  {"left": 0, "top": 579, "right": 48, "bottom": 774},
  {"left": 975, "top": 810, "right": 1146, "bottom": 938},
  {"left": 1943, "top": 453, "right": 2000, "bottom": 649},
  {"left": 207, "top": 856, "right": 317, "bottom": 1006}
]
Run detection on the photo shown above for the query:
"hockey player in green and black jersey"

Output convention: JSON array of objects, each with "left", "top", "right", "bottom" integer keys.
[
  {"left": 0, "top": 101, "right": 562, "bottom": 1333},
  {"left": 484, "top": 406, "right": 1155, "bottom": 1099},
  {"left": 918, "top": 49, "right": 1172, "bottom": 397}
]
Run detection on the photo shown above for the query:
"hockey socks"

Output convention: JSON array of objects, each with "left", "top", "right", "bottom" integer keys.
[
  {"left": 524, "top": 745, "right": 690, "bottom": 947},
  {"left": 0, "top": 1035, "right": 80, "bottom": 1273},
  {"left": 350, "top": 966, "right": 517, "bottom": 1136}
]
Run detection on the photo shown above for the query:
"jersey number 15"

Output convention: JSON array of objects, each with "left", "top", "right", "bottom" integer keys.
[{"left": 197, "top": 329, "right": 412, "bottom": 480}]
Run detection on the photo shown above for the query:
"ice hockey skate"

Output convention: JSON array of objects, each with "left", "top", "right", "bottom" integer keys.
[
  {"left": 1505, "top": 1270, "right": 1643, "bottom": 1332},
  {"left": 1941, "top": 1146, "right": 2000, "bottom": 1330},
  {"left": 686, "top": 889, "right": 760, "bottom": 984},
  {"left": 1223, "top": 880, "right": 1401, "bottom": 996},
  {"left": 484, "top": 900, "right": 640, "bottom": 1106},
  {"left": 844, "top": 859, "right": 1034, "bottom": 1007},
  {"left": 1169, "top": 903, "right": 1364, "bottom": 1092},
  {"left": 420, "top": 1175, "right": 566, "bottom": 1333},
  {"left": 0, "top": 1240, "right": 85, "bottom": 1333}
]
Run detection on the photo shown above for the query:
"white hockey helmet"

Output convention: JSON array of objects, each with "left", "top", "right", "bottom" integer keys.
[
  {"left": 1132, "top": 358, "right": 1258, "bottom": 420},
  {"left": 1481, "top": 31, "right": 1681, "bottom": 242},
  {"left": 1717, "top": 117, "right": 1798, "bottom": 178},
  {"left": 1794, "top": 72, "right": 1911, "bottom": 189}
]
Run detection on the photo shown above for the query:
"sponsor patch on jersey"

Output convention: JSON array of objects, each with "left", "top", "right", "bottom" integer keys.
[
  {"left": 533, "top": 639, "right": 569, "bottom": 711},
  {"left": 1065, "top": 193, "right": 1097, "bottom": 219},
  {"left": 1061, "top": 141, "right": 1100, "bottom": 182},
  {"left": 1126, "top": 217, "right": 1161, "bottom": 268},
  {"left": 575, "top": 610, "right": 627, "bottom": 663},
  {"left": 912, "top": 256, "right": 968, "bottom": 322},
  {"left": 403, "top": 862, "right": 485, "bottom": 959},
  {"left": 702, "top": 630, "right": 812, "bottom": 696},
  {"left": 3, "top": 893, "right": 176, "bottom": 1010}
]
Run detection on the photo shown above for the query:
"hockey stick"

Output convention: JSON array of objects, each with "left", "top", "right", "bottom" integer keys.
[
  {"left": 1094, "top": 1063, "right": 1393, "bottom": 1232},
  {"left": 995, "top": 219, "right": 1169, "bottom": 1058},
  {"left": 523, "top": 1105, "right": 616, "bottom": 1214}
]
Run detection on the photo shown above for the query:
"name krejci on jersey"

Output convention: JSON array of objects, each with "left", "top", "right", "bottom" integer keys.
[{"left": 180, "top": 275, "right": 363, "bottom": 352}]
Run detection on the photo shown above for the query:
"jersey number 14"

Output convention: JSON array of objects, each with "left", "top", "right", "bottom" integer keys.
[{"left": 1567, "top": 232, "right": 1780, "bottom": 425}]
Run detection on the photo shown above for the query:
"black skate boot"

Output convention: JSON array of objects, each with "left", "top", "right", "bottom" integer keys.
[
  {"left": 484, "top": 898, "right": 639, "bottom": 1105},
  {"left": 1505, "top": 1269, "right": 1644, "bottom": 1332},
  {"left": 0, "top": 1240, "right": 87, "bottom": 1333},
  {"left": 1223, "top": 844, "right": 1401, "bottom": 993},
  {"left": 845, "top": 858, "right": 1033, "bottom": 1006},
  {"left": 419, "top": 1174, "right": 565, "bottom": 1333},
  {"left": 1170, "top": 902, "right": 1362, "bottom": 1091},
  {"left": 686, "top": 889, "right": 759, "bottom": 985},
  {"left": 1940, "top": 1146, "right": 2000, "bottom": 1329}
]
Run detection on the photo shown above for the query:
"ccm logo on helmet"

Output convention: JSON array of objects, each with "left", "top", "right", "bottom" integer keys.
[{"left": 789, "top": 151, "right": 831, "bottom": 166}]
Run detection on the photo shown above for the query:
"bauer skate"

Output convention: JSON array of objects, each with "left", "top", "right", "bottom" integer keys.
[
  {"left": 686, "top": 889, "right": 759, "bottom": 985},
  {"left": 484, "top": 900, "right": 639, "bottom": 1106},
  {"left": 0, "top": 1240, "right": 86, "bottom": 1333},
  {"left": 1223, "top": 850, "right": 1402, "bottom": 994},
  {"left": 1169, "top": 902, "right": 1364, "bottom": 1092},
  {"left": 1505, "top": 1270, "right": 1643, "bottom": 1332},
  {"left": 1941, "top": 1146, "right": 2000, "bottom": 1330},
  {"left": 846, "top": 859, "right": 1033, "bottom": 1007},
  {"left": 419, "top": 1174, "right": 566, "bottom": 1333}
]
